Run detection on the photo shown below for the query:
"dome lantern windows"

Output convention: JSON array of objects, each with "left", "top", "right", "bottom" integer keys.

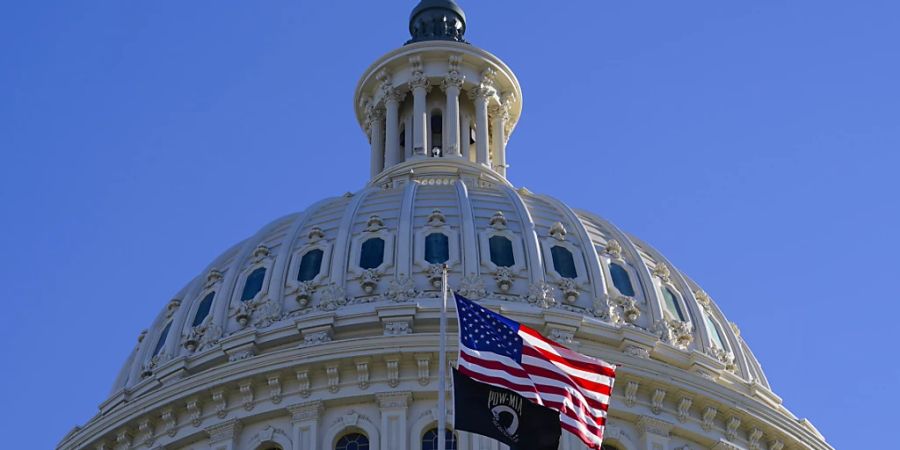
[
  {"left": 360, "top": 238, "right": 385, "bottom": 269},
  {"left": 488, "top": 235, "right": 515, "bottom": 267},
  {"left": 704, "top": 311, "right": 728, "bottom": 350},
  {"left": 425, "top": 233, "right": 450, "bottom": 264},
  {"left": 422, "top": 428, "right": 457, "bottom": 450},
  {"left": 240, "top": 267, "right": 267, "bottom": 302},
  {"left": 550, "top": 245, "right": 577, "bottom": 279},
  {"left": 663, "top": 287, "right": 687, "bottom": 322},
  {"left": 429, "top": 109, "right": 443, "bottom": 157},
  {"left": 336, "top": 432, "right": 369, "bottom": 450},
  {"left": 297, "top": 249, "right": 324, "bottom": 282},
  {"left": 192, "top": 292, "right": 215, "bottom": 327},
  {"left": 609, "top": 262, "right": 635, "bottom": 297}
]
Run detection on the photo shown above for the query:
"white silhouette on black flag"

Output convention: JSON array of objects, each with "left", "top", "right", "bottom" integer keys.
[{"left": 453, "top": 368, "right": 561, "bottom": 450}]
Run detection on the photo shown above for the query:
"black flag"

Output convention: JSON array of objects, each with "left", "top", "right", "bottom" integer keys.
[{"left": 453, "top": 368, "right": 561, "bottom": 450}]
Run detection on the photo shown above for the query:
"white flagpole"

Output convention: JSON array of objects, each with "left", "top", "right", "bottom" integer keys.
[{"left": 437, "top": 264, "right": 448, "bottom": 450}]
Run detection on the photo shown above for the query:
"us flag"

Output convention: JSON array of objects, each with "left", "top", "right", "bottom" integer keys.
[{"left": 454, "top": 293, "right": 617, "bottom": 449}]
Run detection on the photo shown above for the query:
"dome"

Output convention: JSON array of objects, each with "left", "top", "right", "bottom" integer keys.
[{"left": 60, "top": 2, "right": 832, "bottom": 450}]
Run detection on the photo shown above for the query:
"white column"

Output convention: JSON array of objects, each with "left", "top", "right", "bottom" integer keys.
[
  {"left": 384, "top": 90, "right": 403, "bottom": 167},
  {"left": 289, "top": 401, "right": 323, "bottom": 450},
  {"left": 376, "top": 392, "right": 411, "bottom": 450},
  {"left": 409, "top": 60, "right": 430, "bottom": 157},
  {"left": 368, "top": 106, "right": 385, "bottom": 178},
  {"left": 460, "top": 114, "right": 471, "bottom": 161},
  {"left": 636, "top": 416, "right": 673, "bottom": 450},
  {"left": 470, "top": 90, "right": 491, "bottom": 166},
  {"left": 489, "top": 102, "right": 509, "bottom": 177},
  {"left": 206, "top": 419, "right": 242, "bottom": 450},
  {"left": 442, "top": 60, "right": 464, "bottom": 157}
]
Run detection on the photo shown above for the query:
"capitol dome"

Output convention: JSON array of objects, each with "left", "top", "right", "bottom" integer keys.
[{"left": 60, "top": 2, "right": 832, "bottom": 450}]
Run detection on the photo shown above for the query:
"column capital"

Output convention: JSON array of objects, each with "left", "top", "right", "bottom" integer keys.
[
  {"left": 375, "top": 391, "right": 412, "bottom": 410},
  {"left": 636, "top": 415, "right": 674, "bottom": 437},
  {"left": 287, "top": 401, "right": 324, "bottom": 423},
  {"left": 206, "top": 419, "right": 243, "bottom": 444}
]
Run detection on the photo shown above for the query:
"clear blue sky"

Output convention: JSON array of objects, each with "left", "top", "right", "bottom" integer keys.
[{"left": 1, "top": 1, "right": 897, "bottom": 448}]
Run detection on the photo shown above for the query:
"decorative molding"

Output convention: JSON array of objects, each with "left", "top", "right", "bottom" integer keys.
[
  {"left": 416, "top": 354, "right": 431, "bottom": 385},
  {"left": 652, "top": 263, "right": 671, "bottom": 281},
  {"left": 288, "top": 401, "right": 324, "bottom": 423},
  {"left": 636, "top": 416, "right": 673, "bottom": 437},
  {"left": 384, "top": 319, "right": 412, "bottom": 336},
  {"left": 725, "top": 416, "right": 741, "bottom": 441},
  {"left": 651, "top": 388, "right": 666, "bottom": 415},
  {"left": 748, "top": 427, "right": 764, "bottom": 450},
  {"left": 653, "top": 319, "right": 693, "bottom": 349},
  {"left": 211, "top": 389, "right": 227, "bottom": 419},
  {"left": 494, "top": 266, "right": 515, "bottom": 292},
  {"left": 624, "top": 381, "right": 639, "bottom": 407},
  {"left": 604, "top": 239, "right": 622, "bottom": 258},
  {"left": 239, "top": 381, "right": 255, "bottom": 411},
  {"left": 623, "top": 344, "right": 650, "bottom": 359},
  {"left": 205, "top": 418, "right": 242, "bottom": 444},
  {"left": 376, "top": 391, "right": 411, "bottom": 409},
  {"left": 457, "top": 275, "right": 487, "bottom": 299},
  {"left": 356, "top": 359, "right": 371, "bottom": 390},
  {"left": 137, "top": 418, "right": 154, "bottom": 448},
  {"left": 326, "top": 365, "right": 340, "bottom": 393},
  {"left": 186, "top": 397, "right": 202, "bottom": 427},
  {"left": 769, "top": 439, "right": 785, "bottom": 450},
  {"left": 384, "top": 276, "right": 418, "bottom": 302},
  {"left": 160, "top": 407, "right": 176, "bottom": 437},
  {"left": 296, "top": 369, "right": 311, "bottom": 398},
  {"left": 268, "top": 374, "right": 283, "bottom": 404},
  {"left": 676, "top": 397, "right": 693, "bottom": 423},
  {"left": 702, "top": 407, "right": 717, "bottom": 431},
  {"left": 386, "top": 356, "right": 401, "bottom": 388},
  {"left": 526, "top": 281, "right": 557, "bottom": 309}
]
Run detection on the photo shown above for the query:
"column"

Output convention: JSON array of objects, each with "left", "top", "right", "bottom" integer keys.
[
  {"left": 384, "top": 90, "right": 403, "bottom": 167},
  {"left": 376, "top": 392, "right": 411, "bottom": 450},
  {"left": 205, "top": 419, "right": 242, "bottom": 450},
  {"left": 442, "top": 76, "right": 463, "bottom": 157},
  {"left": 470, "top": 89, "right": 491, "bottom": 166},
  {"left": 460, "top": 114, "right": 471, "bottom": 161},
  {"left": 289, "top": 401, "right": 323, "bottom": 450},
  {"left": 489, "top": 102, "right": 509, "bottom": 177},
  {"left": 410, "top": 75, "right": 430, "bottom": 157},
  {"left": 636, "top": 416, "right": 673, "bottom": 450},
  {"left": 368, "top": 106, "right": 385, "bottom": 178}
]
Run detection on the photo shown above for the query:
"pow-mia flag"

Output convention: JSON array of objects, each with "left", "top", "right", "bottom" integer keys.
[{"left": 453, "top": 368, "right": 561, "bottom": 450}]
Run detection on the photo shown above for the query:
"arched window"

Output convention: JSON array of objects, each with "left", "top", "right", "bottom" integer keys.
[
  {"left": 360, "top": 237, "right": 385, "bottom": 269},
  {"left": 663, "top": 287, "right": 686, "bottom": 321},
  {"left": 153, "top": 322, "right": 171, "bottom": 356},
  {"left": 704, "top": 312, "right": 727, "bottom": 349},
  {"left": 241, "top": 267, "right": 266, "bottom": 301},
  {"left": 192, "top": 292, "right": 214, "bottom": 327},
  {"left": 425, "top": 233, "right": 450, "bottom": 264},
  {"left": 335, "top": 432, "right": 369, "bottom": 450},
  {"left": 488, "top": 235, "right": 515, "bottom": 267},
  {"left": 430, "top": 111, "right": 443, "bottom": 156},
  {"left": 422, "top": 428, "right": 457, "bottom": 450},
  {"left": 609, "top": 263, "right": 635, "bottom": 296},
  {"left": 297, "top": 249, "right": 324, "bottom": 282},
  {"left": 399, "top": 123, "right": 406, "bottom": 149},
  {"left": 550, "top": 245, "right": 577, "bottom": 279}
]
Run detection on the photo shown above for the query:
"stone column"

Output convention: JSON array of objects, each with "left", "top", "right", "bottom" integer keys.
[
  {"left": 376, "top": 392, "right": 411, "bottom": 450},
  {"left": 409, "top": 57, "right": 431, "bottom": 157},
  {"left": 489, "top": 102, "right": 509, "bottom": 177},
  {"left": 469, "top": 89, "right": 492, "bottom": 166},
  {"left": 384, "top": 89, "right": 404, "bottom": 167},
  {"left": 368, "top": 106, "right": 385, "bottom": 178},
  {"left": 205, "top": 419, "right": 242, "bottom": 450},
  {"left": 288, "top": 401, "right": 323, "bottom": 450},
  {"left": 636, "top": 416, "right": 673, "bottom": 450},
  {"left": 460, "top": 114, "right": 471, "bottom": 161},
  {"left": 442, "top": 56, "right": 465, "bottom": 157}
]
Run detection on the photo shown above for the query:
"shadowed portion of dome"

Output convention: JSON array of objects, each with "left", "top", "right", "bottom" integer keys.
[{"left": 407, "top": 0, "right": 467, "bottom": 44}]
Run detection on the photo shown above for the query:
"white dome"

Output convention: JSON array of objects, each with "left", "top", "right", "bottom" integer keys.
[{"left": 60, "top": 3, "right": 832, "bottom": 450}]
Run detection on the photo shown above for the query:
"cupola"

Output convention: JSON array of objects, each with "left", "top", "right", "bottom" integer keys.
[{"left": 354, "top": 0, "right": 523, "bottom": 183}]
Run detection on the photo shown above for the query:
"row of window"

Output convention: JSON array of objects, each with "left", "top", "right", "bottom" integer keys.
[{"left": 258, "top": 430, "right": 456, "bottom": 450}]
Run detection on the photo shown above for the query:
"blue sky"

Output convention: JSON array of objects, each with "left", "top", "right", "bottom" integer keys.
[{"left": 1, "top": 1, "right": 897, "bottom": 448}]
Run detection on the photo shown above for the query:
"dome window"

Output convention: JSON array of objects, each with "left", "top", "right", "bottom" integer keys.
[
  {"left": 704, "top": 311, "right": 727, "bottom": 350},
  {"left": 663, "top": 287, "right": 686, "bottom": 322},
  {"left": 422, "top": 428, "right": 457, "bottom": 450},
  {"left": 550, "top": 245, "right": 577, "bottom": 279},
  {"left": 152, "top": 322, "right": 171, "bottom": 356},
  {"left": 297, "top": 249, "right": 324, "bottom": 282},
  {"left": 609, "top": 263, "right": 635, "bottom": 296},
  {"left": 488, "top": 235, "right": 515, "bottom": 267},
  {"left": 192, "top": 292, "right": 214, "bottom": 327},
  {"left": 241, "top": 267, "right": 266, "bottom": 302},
  {"left": 336, "top": 432, "right": 369, "bottom": 450},
  {"left": 360, "top": 237, "right": 385, "bottom": 269},
  {"left": 425, "top": 233, "right": 450, "bottom": 264}
]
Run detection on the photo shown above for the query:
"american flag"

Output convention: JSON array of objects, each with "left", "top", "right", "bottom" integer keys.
[{"left": 454, "top": 293, "right": 617, "bottom": 449}]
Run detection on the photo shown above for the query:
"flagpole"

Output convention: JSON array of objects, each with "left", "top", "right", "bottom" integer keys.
[{"left": 437, "top": 264, "right": 448, "bottom": 450}]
